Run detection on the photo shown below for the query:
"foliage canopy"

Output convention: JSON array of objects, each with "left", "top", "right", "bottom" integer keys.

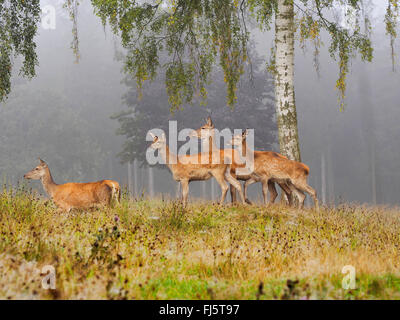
[
  {"left": 112, "top": 44, "right": 276, "bottom": 165},
  {"left": 90, "top": 0, "right": 398, "bottom": 109},
  {"left": 0, "top": 1, "right": 399, "bottom": 107},
  {"left": 0, "top": 0, "right": 41, "bottom": 102}
]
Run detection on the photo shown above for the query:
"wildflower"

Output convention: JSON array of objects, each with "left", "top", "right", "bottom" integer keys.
[{"left": 114, "top": 215, "right": 119, "bottom": 223}]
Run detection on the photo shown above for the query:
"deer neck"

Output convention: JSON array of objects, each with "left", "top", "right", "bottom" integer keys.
[
  {"left": 198, "top": 134, "right": 217, "bottom": 164},
  {"left": 242, "top": 139, "right": 248, "bottom": 154},
  {"left": 208, "top": 132, "right": 218, "bottom": 151},
  {"left": 40, "top": 167, "right": 57, "bottom": 197},
  {"left": 242, "top": 139, "right": 254, "bottom": 167},
  {"left": 160, "top": 145, "right": 178, "bottom": 170},
  {"left": 200, "top": 132, "right": 219, "bottom": 154}
]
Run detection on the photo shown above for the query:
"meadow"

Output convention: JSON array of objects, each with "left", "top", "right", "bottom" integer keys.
[{"left": 0, "top": 186, "right": 400, "bottom": 300}]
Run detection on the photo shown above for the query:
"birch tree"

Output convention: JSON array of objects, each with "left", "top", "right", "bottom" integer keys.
[
  {"left": 274, "top": 0, "right": 300, "bottom": 159},
  {"left": 1, "top": 1, "right": 400, "bottom": 161},
  {"left": 89, "top": 0, "right": 399, "bottom": 161},
  {"left": 0, "top": 0, "right": 41, "bottom": 102}
]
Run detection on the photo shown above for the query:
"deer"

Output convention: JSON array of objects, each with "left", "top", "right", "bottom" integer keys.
[
  {"left": 24, "top": 158, "right": 121, "bottom": 212},
  {"left": 149, "top": 132, "right": 246, "bottom": 205},
  {"left": 231, "top": 130, "right": 319, "bottom": 210},
  {"left": 190, "top": 117, "right": 293, "bottom": 205}
]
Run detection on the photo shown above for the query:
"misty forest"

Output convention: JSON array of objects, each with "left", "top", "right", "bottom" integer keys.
[
  {"left": 1, "top": 0, "right": 400, "bottom": 300},
  {"left": 0, "top": 0, "right": 398, "bottom": 205}
]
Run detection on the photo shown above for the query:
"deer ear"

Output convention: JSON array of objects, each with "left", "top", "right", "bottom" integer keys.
[
  {"left": 38, "top": 158, "right": 47, "bottom": 166},
  {"left": 161, "top": 132, "right": 166, "bottom": 141},
  {"left": 206, "top": 116, "right": 213, "bottom": 126},
  {"left": 149, "top": 132, "right": 155, "bottom": 139}
]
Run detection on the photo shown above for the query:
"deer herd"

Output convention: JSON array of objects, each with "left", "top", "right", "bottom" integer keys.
[{"left": 24, "top": 117, "right": 319, "bottom": 212}]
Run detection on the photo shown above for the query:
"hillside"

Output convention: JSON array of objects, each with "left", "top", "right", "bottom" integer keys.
[{"left": 1, "top": 188, "right": 399, "bottom": 300}]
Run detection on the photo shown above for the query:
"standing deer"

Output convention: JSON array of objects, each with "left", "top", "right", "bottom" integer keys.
[
  {"left": 24, "top": 159, "right": 121, "bottom": 212},
  {"left": 149, "top": 132, "right": 245, "bottom": 205},
  {"left": 231, "top": 130, "right": 319, "bottom": 210},
  {"left": 190, "top": 117, "right": 292, "bottom": 205}
]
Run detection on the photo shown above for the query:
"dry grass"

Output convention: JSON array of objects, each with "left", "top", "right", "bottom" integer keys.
[{"left": 0, "top": 186, "right": 400, "bottom": 300}]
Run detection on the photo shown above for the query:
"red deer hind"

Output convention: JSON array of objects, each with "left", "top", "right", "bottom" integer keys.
[
  {"left": 149, "top": 132, "right": 245, "bottom": 205},
  {"left": 231, "top": 130, "right": 319, "bottom": 210},
  {"left": 190, "top": 117, "right": 293, "bottom": 205},
  {"left": 24, "top": 159, "right": 120, "bottom": 212}
]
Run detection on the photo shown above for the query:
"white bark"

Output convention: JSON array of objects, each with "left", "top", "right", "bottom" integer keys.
[{"left": 275, "top": 0, "right": 301, "bottom": 161}]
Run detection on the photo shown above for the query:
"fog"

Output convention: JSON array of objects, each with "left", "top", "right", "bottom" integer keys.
[{"left": 1, "top": 0, "right": 399, "bottom": 206}]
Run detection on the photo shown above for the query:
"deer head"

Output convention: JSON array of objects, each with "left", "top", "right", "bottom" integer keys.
[
  {"left": 190, "top": 116, "right": 215, "bottom": 141},
  {"left": 149, "top": 132, "right": 166, "bottom": 150},
  {"left": 24, "top": 158, "right": 48, "bottom": 180},
  {"left": 229, "top": 129, "right": 249, "bottom": 147}
]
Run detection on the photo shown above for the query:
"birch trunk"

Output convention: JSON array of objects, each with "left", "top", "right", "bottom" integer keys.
[{"left": 275, "top": 0, "right": 301, "bottom": 161}]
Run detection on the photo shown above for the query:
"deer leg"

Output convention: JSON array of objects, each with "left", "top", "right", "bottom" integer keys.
[
  {"left": 287, "top": 183, "right": 306, "bottom": 209},
  {"left": 267, "top": 180, "right": 278, "bottom": 204},
  {"left": 176, "top": 182, "right": 182, "bottom": 201},
  {"left": 100, "top": 184, "right": 114, "bottom": 207},
  {"left": 278, "top": 182, "right": 293, "bottom": 206},
  {"left": 292, "top": 179, "right": 319, "bottom": 211},
  {"left": 230, "top": 184, "right": 237, "bottom": 203},
  {"left": 230, "top": 170, "right": 237, "bottom": 203},
  {"left": 113, "top": 186, "right": 121, "bottom": 206},
  {"left": 307, "top": 185, "right": 319, "bottom": 211},
  {"left": 261, "top": 180, "right": 270, "bottom": 206},
  {"left": 224, "top": 170, "right": 245, "bottom": 204},
  {"left": 56, "top": 207, "right": 65, "bottom": 214},
  {"left": 54, "top": 200, "right": 71, "bottom": 213},
  {"left": 244, "top": 178, "right": 258, "bottom": 204},
  {"left": 213, "top": 172, "right": 229, "bottom": 205},
  {"left": 60, "top": 206, "right": 72, "bottom": 214},
  {"left": 180, "top": 180, "right": 189, "bottom": 205}
]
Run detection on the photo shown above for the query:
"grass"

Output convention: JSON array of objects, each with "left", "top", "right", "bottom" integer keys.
[{"left": 0, "top": 186, "right": 400, "bottom": 300}]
